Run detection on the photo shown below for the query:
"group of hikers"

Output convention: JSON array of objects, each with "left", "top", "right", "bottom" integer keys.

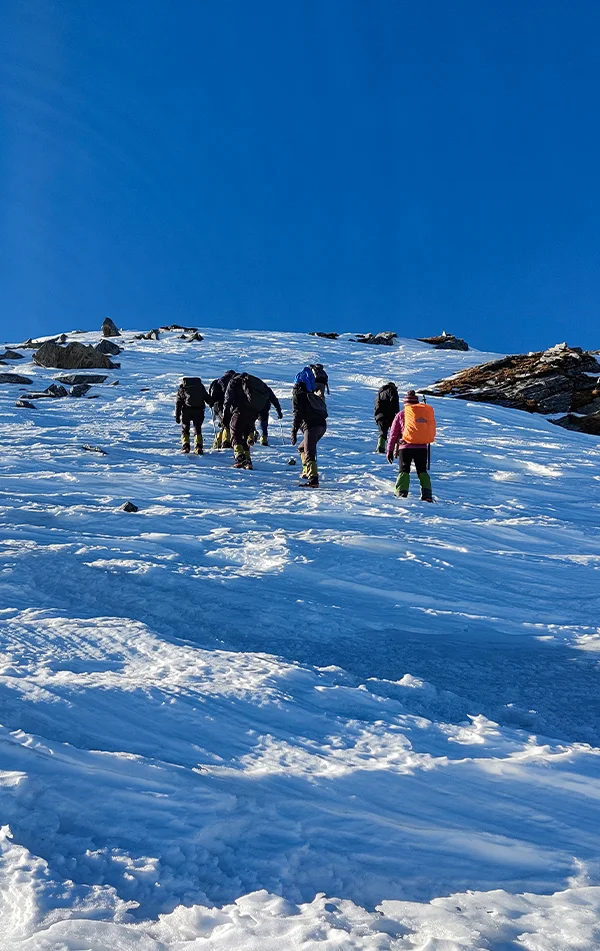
[{"left": 175, "top": 367, "right": 435, "bottom": 498}]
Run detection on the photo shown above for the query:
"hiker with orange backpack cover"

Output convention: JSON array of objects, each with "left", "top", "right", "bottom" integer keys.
[{"left": 386, "top": 390, "right": 435, "bottom": 501}]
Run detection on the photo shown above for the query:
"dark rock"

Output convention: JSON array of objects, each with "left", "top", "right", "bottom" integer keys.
[
  {"left": 133, "top": 329, "right": 160, "bottom": 341},
  {"left": 0, "top": 349, "right": 25, "bottom": 360},
  {"left": 552, "top": 413, "right": 600, "bottom": 436},
  {"left": 34, "top": 341, "right": 116, "bottom": 370},
  {"left": 108, "top": 380, "right": 119, "bottom": 386},
  {"left": 16, "top": 399, "right": 36, "bottom": 409},
  {"left": 101, "top": 317, "right": 122, "bottom": 337},
  {"left": 70, "top": 384, "right": 91, "bottom": 397},
  {"left": 87, "top": 394, "right": 101, "bottom": 399},
  {"left": 56, "top": 373, "right": 108, "bottom": 385},
  {"left": 184, "top": 332, "right": 203, "bottom": 342},
  {"left": 287, "top": 457, "right": 297, "bottom": 465},
  {"left": 160, "top": 324, "right": 198, "bottom": 332},
  {"left": 82, "top": 444, "right": 107, "bottom": 454},
  {"left": 309, "top": 332, "right": 339, "bottom": 339},
  {"left": 0, "top": 373, "right": 33, "bottom": 384},
  {"left": 425, "top": 343, "right": 600, "bottom": 427},
  {"left": 120, "top": 501, "right": 139, "bottom": 512},
  {"left": 419, "top": 333, "right": 469, "bottom": 351},
  {"left": 356, "top": 332, "right": 396, "bottom": 346},
  {"left": 140, "top": 387, "right": 150, "bottom": 392},
  {"left": 95, "top": 339, "right": 122, "bottom": 355},
  {"left": 20, "top": 384, "right": 69, "bottom": 400},
  {"left": 57, "top": 333, "right": 68, "bottom": 344}
]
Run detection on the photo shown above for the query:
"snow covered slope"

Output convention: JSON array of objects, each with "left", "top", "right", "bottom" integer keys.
[{"left": 1, "top": 328, "right": 599, "bottom": 950}]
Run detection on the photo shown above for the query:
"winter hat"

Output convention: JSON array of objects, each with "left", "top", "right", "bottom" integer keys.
[{"left": 404, "top": 389, "right": 419, "bottom": 404}]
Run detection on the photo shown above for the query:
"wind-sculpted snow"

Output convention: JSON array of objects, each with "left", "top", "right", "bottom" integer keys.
[{"left": 1, "top": 328, "right": 599, "bottom": 948}]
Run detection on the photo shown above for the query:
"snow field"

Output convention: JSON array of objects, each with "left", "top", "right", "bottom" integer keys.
[{"left": 0, "top": 328, "right": 599, "bottom": 949}]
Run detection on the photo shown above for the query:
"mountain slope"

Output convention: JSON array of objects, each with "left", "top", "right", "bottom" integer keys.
[{"left": 1, "top": 328, "right": 599, "bottom": 950}]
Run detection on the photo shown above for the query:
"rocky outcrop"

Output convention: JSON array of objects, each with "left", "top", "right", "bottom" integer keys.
[
  {"left": 21, "top": 384, "right": 68, "bottom": 400},
  {"left": 132, "top": 329, "right": 160, "bottom": 341},
  {"left": 424, "top": 343, "right": 600, "bottom": 427},
  {"left": 16, "top": 399, "right": 36, "bottom": 409},
  {"left": 70, "top": 383, "right": 92, "bottom": 397},
  {"left": 355, "top": 332, "right": 397, "bottom": 346},
  {"left": 0, "top": 349, "right": 25, "bottom": 361},
  {"left": 0, "top": 373, "right": 32, "bottom": 384},
  {"left": 101, "top": 317, "right": 121, "bottom": 337},
  {"left": 179, "top": 331, "right": 203, "bottom": 342},
  {"left": 56, "top": 373, "right": 108, "bottom": 385},
  {"left": 310, "top": 332, "right": 339, "bottom": 340},
  {"left": 96, "top": 339, "right": 122, "bottom": 355},
  {"left": 419, "top": 333, "right": 469, "bottom": 351},
  {"left": 552, "top": 413, "right": 600, "bottom": 436},
  {"left": 160, "top": 324, "right": 198, "bottom": 332},
  {"left": 34, "top": 341, "right": 117, "bottom": 370}
]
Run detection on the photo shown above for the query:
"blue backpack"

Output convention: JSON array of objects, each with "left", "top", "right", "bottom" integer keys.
[{"left": 295, "top": 367, "right": 316, "bottom": 391}]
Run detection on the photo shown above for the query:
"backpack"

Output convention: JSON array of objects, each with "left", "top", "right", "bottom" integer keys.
[
  {"left": 295, "top": 367, "right": 316, "bottom": 392},
  {"left": 306, "top": 392, "right": 328, "bottom": 419},
  {"left": 241, "top": 374, "right": 271, "bottom": 414},
  {"left": 402, "top": 403, "right": 436, "bottom": 444},
  {"left": 182, "top": 378, "right": 206, "bottom": 408},
  {"left": 310, "top": 364, "right": 328, "bottom": 391}
]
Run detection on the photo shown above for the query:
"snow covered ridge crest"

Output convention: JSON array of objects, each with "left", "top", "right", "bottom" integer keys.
[{"left": 1, "top": 327, "right": 600, "bottom": 949}]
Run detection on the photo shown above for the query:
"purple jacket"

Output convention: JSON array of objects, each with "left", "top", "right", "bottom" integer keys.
[{"left": 387, "top": 409, "right": 426, "bottom": 455}]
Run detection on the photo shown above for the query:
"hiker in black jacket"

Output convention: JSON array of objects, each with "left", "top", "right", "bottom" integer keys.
[
  {"left": 175, "top": 377, "right": 214, "bottom": 454},
  {"left": 223, "top": 373, "right": 282, "bottom": 469},
  {"left": 291, "top": 367, "right": 328, "bottom": 488},
  {"left": 209, "top": 370, "right": 235, "bottom": 448},
  {"left": 374, "top": 382, "right": 400, "bottom": 453}
]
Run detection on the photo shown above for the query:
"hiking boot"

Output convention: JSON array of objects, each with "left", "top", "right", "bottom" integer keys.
[
  {"left": 395, "top": 489, "right": 408, "bottom": 498},
  {"left": 233, "top": 458, "right": 246, "bottom": 468},
  {"left": 182, "top": 445, "right": 190, "bottom": 454},
  {"left": 376, "top": 435, "right": 386, "bottom": 453},
  {"left": 260, "top": 436, "right": 268, "bottom": 446},
  {"left": 420, "top": 490, "right": 434, "bottom": 502},
  {"left": 300, "top": 476, "right": 319, "bottom": 488},
  {"left": 244, "top": 459, "right": 254, "bottom": 470}
]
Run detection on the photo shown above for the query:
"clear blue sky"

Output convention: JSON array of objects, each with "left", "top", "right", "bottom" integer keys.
[{"left": 1, "top": 0, "right": 599, "bottom": 353}]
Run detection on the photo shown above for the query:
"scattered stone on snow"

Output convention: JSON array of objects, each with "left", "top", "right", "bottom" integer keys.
[
  {"left": 87, "top": 394, "right": 101, "bottom": 399},
  {"left": 0, "top": 373, "right": 33, "bottom": 384},
  {"left": 70, "top": 384, "right": 91, "bottom": 397},
  {"left": 423, "top": 342, "right": 600, "bottom": 426},
  {"left": 0, "top": 349, "right": 25, "bottom": 361},
  {"left": 184, "top": 331, "right": 204, "bottom": 342},
  {"left": 133, "top": 329, "right": 160, "bottom": 341},
  {"left": 34, "top": 340, "right": 117, "bottom": 370},
  {"left": 108, "top": 380, "right": 119, "bottom": 386},
  {"left": 82, "top": 444, "right": 107, "bottom": 454},
  {"left": 160, "top": 324, "right": 198, "bottom": 332},
  {"left": 56, "top": 374, "right": 108, "bottom": 385},
  {"left": 21, "top": 383, "right": 69, "bottom": 400},
  {"left": 120, "top": 501, "right": 139, "bottom": 512},
  {"left": 95, "top": 339, "right": 122, "bottom": 355},
  {"left": 101, "top": 317, "right": 122, "bottom": 337},
  {"left": 552, "top": 413, "right": 600, "bottom": 436},
  {"left": 419, "top": 332, "right": 469, "bottom": 351},
  {"left": 15, "top": 399, "right": 36, "bottom": 409},
  {"left": 309, "top": 331, "right": 339, "bottom": 339},
  {"left": 355, "top": 332, "right": 397, "bottom": 346},
  {"left": 287, "top": 457, "right": 297, "bottom": 465}
]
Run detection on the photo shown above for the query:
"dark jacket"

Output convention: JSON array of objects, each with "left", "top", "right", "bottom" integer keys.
[
  {"left": 291, "top": 382, "right": 328, "bottom": 438},
  {"left": 210, "top": 370, "right": 236, "bottom": 421},
  {"left": 374, "top": 383, "right": 399, "bottom": 424},
  {"left": 223, "top": 374, "right": 282, "bottom": 426},
  {"left": 175, "top": 379, "right": 213, "bottom": 423},
  {"left": 260, "top": 392, "right": 283, "bottom": 420}
]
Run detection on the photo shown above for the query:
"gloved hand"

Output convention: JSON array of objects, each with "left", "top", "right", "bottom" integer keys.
[
  {"left": 290, "top": 432, "right": 297, "bottom": 446},
  {"left": 387, "top": 452, "right": 394, "bottom": 464},
  {"left": 278, "top": 411, "right": 283, "bottom": 420},
  {"left": 175, "top": 417, "right": 180, "bottom": 424}
]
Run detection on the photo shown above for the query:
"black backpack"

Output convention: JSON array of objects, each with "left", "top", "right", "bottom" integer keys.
[
  {"left": 241, "top": 374, "right": 271, "bottom": 414},
  {"left": 311, "top": 364, "right": 329, "bottom": 391},
  {"left": 182, "top": 378, "right": 206, "bottom": 408},
  {"left": 307, "top": 392, "right": 328, "bottom": 419}
]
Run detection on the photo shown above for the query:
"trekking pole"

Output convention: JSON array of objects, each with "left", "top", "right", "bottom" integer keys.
[
  {"left": 211, "top": 410, "right": 218, "bottom": 446},
  {"left": 279, "top": 420, "right": 286, "bottom": 445}
]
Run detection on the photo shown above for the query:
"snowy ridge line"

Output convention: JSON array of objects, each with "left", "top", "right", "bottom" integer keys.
[{"left": 1, "top": 327, "right": 600, "bottom": 949}]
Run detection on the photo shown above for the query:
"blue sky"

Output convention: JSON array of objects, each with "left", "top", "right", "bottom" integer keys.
[{"left": 1, "top": 0, "right": 599, "bottom": 353}]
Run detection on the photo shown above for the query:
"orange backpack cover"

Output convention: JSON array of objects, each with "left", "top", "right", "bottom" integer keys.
[{"left": 402, "top": 403, "right": 436, "bottom": 443}]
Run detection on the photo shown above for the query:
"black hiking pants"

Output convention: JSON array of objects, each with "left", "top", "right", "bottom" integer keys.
[
  {"left": 398, "top": 447, "right": 428, "bottom": 474},
  {"left": 180, "top": 408, "right": 205, "bottom": 440},
  {"left": 300, "top": 423, "right": 326, "bottom": 463},
  {"left": 230, "top": 411, "right": 256, "bottom": 451}
]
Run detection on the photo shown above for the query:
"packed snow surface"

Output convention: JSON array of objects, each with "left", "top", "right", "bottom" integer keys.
[{"left": 1, "top": 328, "right": 599, "bottom": 949}]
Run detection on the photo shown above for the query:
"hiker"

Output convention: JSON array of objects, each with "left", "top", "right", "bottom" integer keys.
[
  {"left": 310, "top": 363, "right": 330, "bottom": 397},
  {"left": 175, "top": 376, "right": 214, "bottom": 454},
  {"left": 374, "top": 382, "right": 400, "bottom": 453},
  {"left": 209, "top": 370, "right": 236, "bottom": 448},
  {"left": 258, "top": 390, "right": 283, "bottom": 446},
  {"left": 222, "top": 372, "right": 282, "bottom": 469},
  {"left": 291, "top": 366, "right": 328, "bottom": 488},
  {"left": 387, "top": 390, "right": 435, "bottom": 501}
]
